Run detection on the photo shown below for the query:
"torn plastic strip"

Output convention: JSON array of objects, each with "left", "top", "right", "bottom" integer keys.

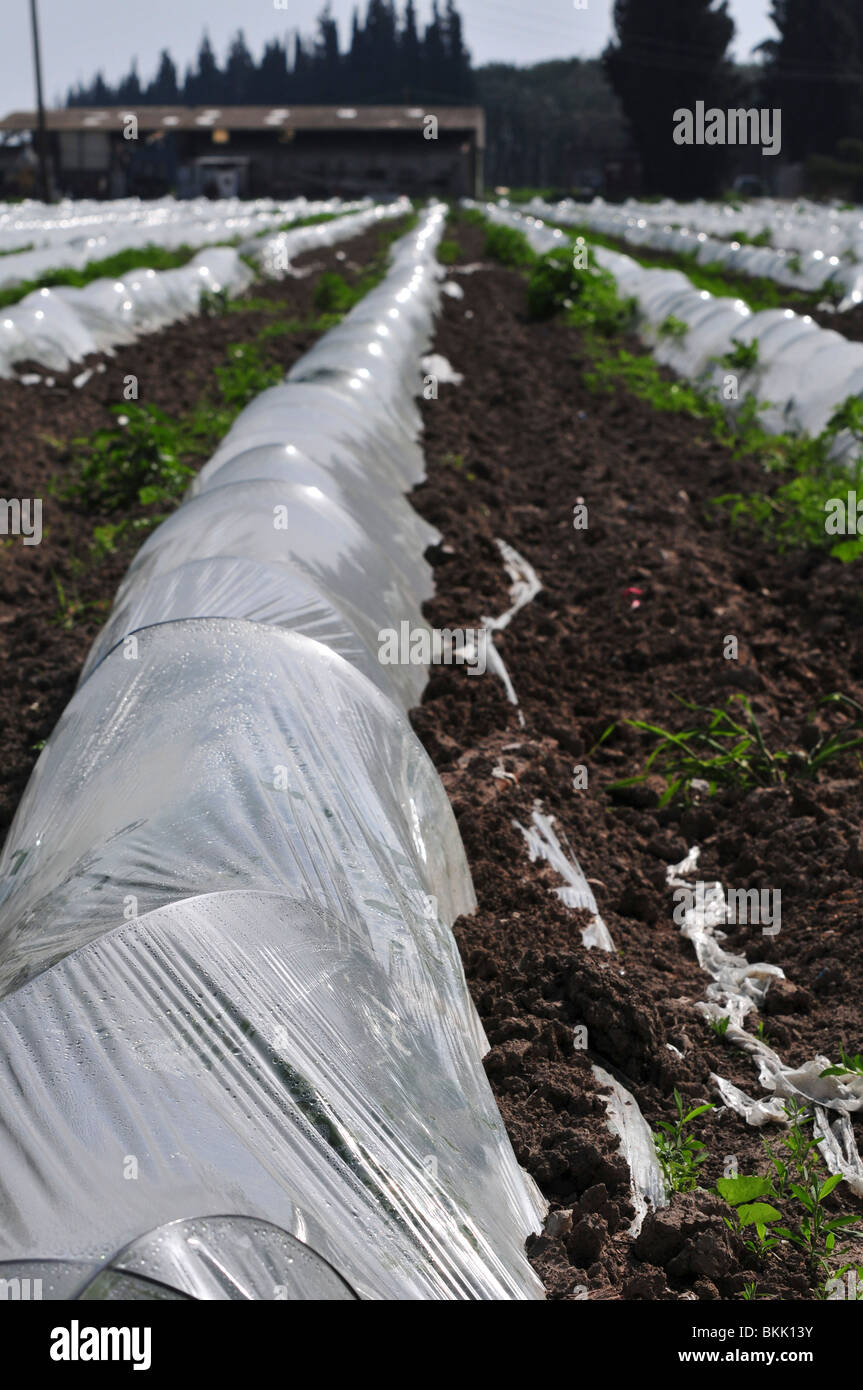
[
  {"left": 814, "top": 1109, "right": 863, "bottom": 1200},
  {"left": 592, "top": 1065, "right": 666, "bottom": 1235},
  {"left": 666, "top": 847, "right": 784, "bottom": 1019},
  {"left": 481, "top": 539, "right": 542, "bottom": 727},
  {"left": 420, "top": 353, "right": 463, "bottom": 384},
  {"left": 513, "top": 803, "right": 614, "bottom": 952}
]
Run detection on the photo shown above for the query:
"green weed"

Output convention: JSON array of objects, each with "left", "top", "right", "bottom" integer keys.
[
  {"left": 483, "top": 222, "right": 537, "bottom": 268},
  {"left": 437, "top": 238, "right": 461, "bottom": 265},
  {"left": 720, "top": 1101, "right": 862, "bottom": 1284},
  {"left": 658, "top": 315, "right": 689, "bottom": 340},
  {"left": 611, "top": 692, "right": 863, "bottom": 805}
]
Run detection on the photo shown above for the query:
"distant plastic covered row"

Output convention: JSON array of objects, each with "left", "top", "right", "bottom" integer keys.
[
  {"left": 0, "top": 195, "right": 371, "bottom": 289},
  {"left": 472, "top": 201, "right": 863, "bottom": 457},
  {"left": 0, "top": 202, "right": 406, "bottom": 378},
  {"left": 524, "top": 196, "right": 863, "bottom": 311},
  {"left": 566, "top": 195, "right": 863, "bottom": 260}
]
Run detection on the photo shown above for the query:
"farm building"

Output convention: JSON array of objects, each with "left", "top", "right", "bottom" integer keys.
[{"left": 0, "top": 106, "right": 484, "bottom": 201}]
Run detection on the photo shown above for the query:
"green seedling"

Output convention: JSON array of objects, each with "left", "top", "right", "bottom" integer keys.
[
  {"left": 717, "top": 1173, "right": 783, "bottom": 1259},
  {"left": 728, "top": 1095, "right": 861, "bottom": 1278},
  {"left": 653, "top": 1088, "right": 715, "bottom": 1195}
]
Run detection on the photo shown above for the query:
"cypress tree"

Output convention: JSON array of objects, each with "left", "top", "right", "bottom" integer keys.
[
  {"left": 147, "top": 50, "right": 180, "bottom": 105},
  {"left": 761, "top": 0, "right": 863, "bottom": 161},
  {"left": 422, "top": 0, "right": 448, "bottom": 101},
  {"left": 400, "top": 1, "right": 422, "bottom": 100},
  {"left": 604, "top": 0, "right": 736, "bottom": 196},
  {"left": 224, "top": 31, "right": 256, "bottom": 105}
]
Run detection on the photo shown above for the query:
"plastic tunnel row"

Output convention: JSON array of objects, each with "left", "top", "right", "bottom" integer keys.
[
  {"left": 0, "top": 202, "right": 547, "bottom": 1301},
  {"left": 471, "top": 201, "right": 863, "bottom": 457},
  {"left": 0, "top": 195, "right": 372, "bottom": 289},
  {"left": 579, "top": 196, "right": 863, "bottom": 259},
  {"left": 524, "top": 196, "right": 863, "bottom": 310},
  {"left": 0, "top": 201, "right": 408, "bottom": 379}
]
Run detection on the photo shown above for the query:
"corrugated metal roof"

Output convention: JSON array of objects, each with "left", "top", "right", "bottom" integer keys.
[{"left": 0, "top": 105, "right": 484, "bottom": 141}]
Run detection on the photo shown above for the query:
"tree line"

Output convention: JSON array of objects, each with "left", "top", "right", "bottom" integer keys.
[{"left": 67, "top": 1, "right": 474, "bottom": 108}]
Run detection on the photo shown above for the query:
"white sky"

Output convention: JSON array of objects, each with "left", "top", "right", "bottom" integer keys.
[{"left": 1, "top": 0, "right": 776, "bottom": 112}]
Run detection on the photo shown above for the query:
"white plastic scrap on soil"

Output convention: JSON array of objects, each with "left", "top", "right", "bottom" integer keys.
[
  {"left": 481, "top": 539, "right": 542, "bottom": 728},
  {"left": 512, "top": 803, "right": 615, "bottom": 952},
  {"left": 592, "top": 1065, "right": 667, "bottom": 1234},
  {"left": 420, "top": 352, "right": 463, "bottom": 384},
  {"left": 667, "top": 846, "right": 784, "bottom": 1018},
  {"left": 666, "top": 847, "right": 863, "bottom": 1195}
]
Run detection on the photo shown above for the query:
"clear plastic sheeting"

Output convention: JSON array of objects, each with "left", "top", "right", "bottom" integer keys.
[
  {"left": 0, "top": 621, "right": 476, "bottom": 994},
  {"left": 0, "top": 247, "right": 253, "bottom": 377},
  {"left": 0, "top": 204, "right": 546, "bottom": 1299},
  {"left": 78, "top": 555, "right": 426, "bottom": 710},
  {"left": 0, "top": 890, "right": 545, "bottom": 1298},
  {"left": 105, "top": 1217, "right": 358, "bottom": 1301},
  {"left": 592, "top": 1065, "right": 666, "bottom": 1234},
  {"left": 582, "top": 196, "right": 863, "bottom": 260},
  {"left": 112, "top": 480, "right": 433, "bottom": 645},
  {"left": 0, "top": 1221, "right": 358, "bottom": 1301}
]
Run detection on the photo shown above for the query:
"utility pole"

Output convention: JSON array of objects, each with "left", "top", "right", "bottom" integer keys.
[{"left": 29, "top": 0, "right": 50, "bottom": 202}]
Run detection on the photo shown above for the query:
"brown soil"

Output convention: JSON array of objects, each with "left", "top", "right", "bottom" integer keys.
[
  {"left": 409, "top": 221, "right": 863, "bottom": 1300},
  {"left": 811, "top": 301, "right": 863, "bottom": 343}
]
